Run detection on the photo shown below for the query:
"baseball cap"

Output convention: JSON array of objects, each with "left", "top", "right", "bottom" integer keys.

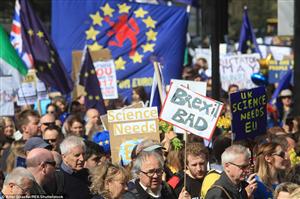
[
  {"left": 280, "top": 89, "right": 292, "bottom": 97},
  {"left": 24, "top": 137, "right": 51, "bottom": 152}
]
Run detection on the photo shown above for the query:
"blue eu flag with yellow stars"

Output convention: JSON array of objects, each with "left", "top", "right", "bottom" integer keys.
[
  {"left": 237, "top": 6, "right": 262, "bottom": 57},
  {"left": 52, "top": 1, "right": 188, "bottom": 102},
  {"left": 16, "top": 0, "right": 73, "bottom": 94}
]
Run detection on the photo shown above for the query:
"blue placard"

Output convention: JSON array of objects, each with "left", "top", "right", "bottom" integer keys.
[
  {"left": 230, "top": 86, "right": 267, "bottom": 140},
  {"left": 268, "top": 60, "right": 293, "bottom": 84}
]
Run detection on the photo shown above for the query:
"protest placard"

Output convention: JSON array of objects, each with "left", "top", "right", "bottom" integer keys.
[
  {"left": 268, "top": 60, "right": 293, "bottom": 84},
  {"left": 160, "top": 84, "right": 223, "bottom": 140},
  {"left": 94, "top": 59, "right": 118, "bottom": 100},
  {"left": 219, "top": 53, "right": 260, "bottom": 91},
  {"left": 108, "top": 107, "right": 159, "bottom": 163},
  {"left": 0, "top": 76, "right": 14, "bottom": 116},
  {"left": 230, "top": 86, "right": 267, "bottom": 140},
  {"left": 17, "top": 79, "right": 37, "bottom": 106}
]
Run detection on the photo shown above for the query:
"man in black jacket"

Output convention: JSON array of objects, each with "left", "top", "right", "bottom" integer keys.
[{"left": 205, "top": 145, "right": 257, "bottom": 199}]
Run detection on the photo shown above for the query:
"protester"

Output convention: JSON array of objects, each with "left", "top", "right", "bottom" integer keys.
[
  {"left": 170, "top": 142, "right": 208, "bottom": 198},
  {"left": 1, "top": 167, "right": 34, "bottom": 197},
  {"left": 24, "top": 137, "right": 51, "bottom": 153},
  {"left": 254, "top": 142, "right": 289, "bottom": 199},
  {"left": 273, "top": 182, "right": 299, "bottom": 199},
  {"left": 42, "top": 125, "right": 64, "bottom": 152},
  {"left": 90, "top": 162, "right": 129, "bottom": 199},
  {"left": 26, "top": 148, "right": 56, "bottom": 194},
  {"left": 278, "top": 89, "right": 293, "bottom": 125},
  {"left": 127, "top": 151, "right": 191, "bottom": 199},
  {"left": 206, "top": 144, "right": 257, "bottom": 199},
  {"left": 65, "top": 114, "right": 85, "bottom": 137},
  {"left": 39, "top": 113, "right": 56, "bottom": 134},
  {"left": 85, "top": 108, "right": 102, "bottom": 139},
  {"left": 131, "top": 86, "right": 148, "bottom": 106},
  {"left": 0, "top": 117, "right": 16, "bottom": 142},
  {"left": 16, "top": 109, "right": 40, "bottom": 140},
  {"left": 84, "top": 140, "right": 106, "bottom": 170}
]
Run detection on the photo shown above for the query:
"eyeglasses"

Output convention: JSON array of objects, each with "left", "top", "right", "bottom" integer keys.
[
  {"left": 228, "top": 162, "right": 250, "bottom": 170},
  {"left": 272, "top": 151, "right": 286, "bottom": 159},
  {"left": 44, "top": 160, "right": 56, "bottom": 167},
  {"left": 14, "top": 183, "right": 31, "bottom": 194},
  {"left": 44, "top": 138, "right": 57, "bottom": 143},
  {"left": 140, "top": 168, "right": 163, "bottom": 177},
  {"left": 41, "top": 122, "right": 55, "bottom": 127}
]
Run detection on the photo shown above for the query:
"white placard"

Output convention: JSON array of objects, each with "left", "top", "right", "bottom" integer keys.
[
  {"left": 36, "top": 79, "right": 48, "bottom": 100},
  {"left": 0, "top": 76, "right": 14, "bottom": 116},
  {"left": 171, "top": 79, "right": 206, "bottom": 96},
  {"left": 160, "top": 84, "right": 223, "bottom": 140},
  {"left": 17, "top": 82, "right": 37, "bottom": 106},
  {"left": 94, "top": 59, "right": 118, "bottom": 100},
  {"left": 270, "top": 46, "right": 292, "bottom": 61},
  {"left": 219, "top": 53, "right": 260, "bottom": 91}
]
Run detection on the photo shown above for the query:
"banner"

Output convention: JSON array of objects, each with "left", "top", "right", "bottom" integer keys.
[
  {"left": 230, "top": 86, "right": 267, "bottom": 140},
  {"left": 0, "top": 76, "right": 14, "bottom": 116},
  {"left": 160, "top": 84, "right": 223, "bottom": 140},
  {"left": 219, "top": 53, "right": 260, "bottom": 91},
  {"left": 52, "top": 1, "right": 188, "bottom": 102},
  {"left": 108, "top": 107, "right": 159, "bottom": 163},
  {"left": 268, "top": 60, "right": 293, "bottom": 84},
  {"left": 94, "top": 59, "right": 118, "bottom": 100}
]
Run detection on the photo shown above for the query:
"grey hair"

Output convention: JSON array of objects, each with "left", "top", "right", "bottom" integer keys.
[
  {"left": 221, "top": 144, "right": 251, "bottom": 166},
  {"left": 131, "top": 151, "right": 164, "bottom": 179},
  {"left": 4, "top": 167, "right": 34, "bottom": 185},
  {"left": 60, "top": 135, "right": 86, "bottom": 155}
]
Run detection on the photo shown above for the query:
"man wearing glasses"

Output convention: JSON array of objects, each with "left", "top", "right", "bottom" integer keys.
[
  {"left": 39, "top": 113, "right": 56, "bottom": 134},
  {"left": 206, "top": 145, "right": 257, "bottom": 199},
  {"left": 128, "top": 151, "right": 191, "bottom": 199},
  {"left": 26, "top": 148, "right": 56, "bottom": 195},
  {"left": 1, "top": 167, "right": 34, "bottom": 198}
]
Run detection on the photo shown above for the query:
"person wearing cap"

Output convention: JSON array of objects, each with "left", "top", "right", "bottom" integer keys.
[
  {"left": 24, "top": 137, "right": 52, "bottom": 154},
  {"left": 279, "top": 89, "right": 294, "bottom": 126},
  {"left": 26, "top": 148, "right": 56, "bottom": 195},
  {"left": 169, "top": 142, "right": 208, "bottom": 199}
]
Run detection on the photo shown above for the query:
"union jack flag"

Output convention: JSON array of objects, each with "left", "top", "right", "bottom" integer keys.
[{"left": 10, "top": 0, "right": 33, "bottom": 69}]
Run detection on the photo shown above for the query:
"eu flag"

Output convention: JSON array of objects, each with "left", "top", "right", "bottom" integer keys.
[
  {"left": 14, "top": 0, "right": 73, "bottom": 94},
  {"left": 79, "top": 48, "right": 107, "bottom": 115},
  {"left": 52, "top": 1, "right": 188, "bottom": 102},
  {"left": 237, "top": 7, "right": 261, "bottom": 57}
]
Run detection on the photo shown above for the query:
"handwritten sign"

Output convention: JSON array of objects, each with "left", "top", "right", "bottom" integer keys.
[
  {"left": 230, "top": 86, "right": 267, "bottom": 140},
  {"left": 108, "top": 107, "right": 159, "bottom": 163},
  {"left": 17, "top": 81, "right": 37, "bottom": 106},
  {"left": 219, "top": 53, "right": 260, "bottom": 91},
  {"left": 94, "top": 59, "right": 118, "bottom": 100},
  {"left": 0, "top": 76, "right": 14, "bottom": 116},
  {"left": 268, "top": 60, "right": 293, "bottom": 84},
  {"left": 160, "top": 84, "right": 223, "bottom": 140}
]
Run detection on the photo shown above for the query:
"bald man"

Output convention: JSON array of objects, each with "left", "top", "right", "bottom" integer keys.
[
  {"left": 85, "top": 108, "right": 102, "bottom": 138},
  {"left": 26, "top": 148, "right": 56, "bottom": 195},
  {"left": 39, "top": 114, "right": 56, "bottom": 133}
]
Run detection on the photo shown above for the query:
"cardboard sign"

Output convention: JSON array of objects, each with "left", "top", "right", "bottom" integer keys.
[
  {"left": 230, "top": 86, "right": 267, "bottom": 140},
  {"left": 160, "top": 84, "right": 223, "bottom": 140},
  {"left": 108, "top": 107, "right": 159, "bottom": 163},
  {"left": 94, "top": 59, "right": 118, "bottom": 100},
  {"left": 0, "top": 76, "right": 14, "bottom": 116},
  {"left": 268, "top": 60, "right": 293, "bottom": 84},
  {"left": 171, "top": 79, "right": 207, "bottom": 96},
  {"left": 219, "top": 53, "right": 260, "bottom": 91}
]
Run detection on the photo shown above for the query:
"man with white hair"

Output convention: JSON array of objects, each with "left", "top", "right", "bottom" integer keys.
[
  {"left": 26, "top": 148, "right": 56, "bottom": 195},
  {"left": 206, "top": 145, "right": 257, "bottom": 199},
  {"left": 1, "top": 167, "right": 34, "bottom": 198},
  {"left": 50, "top": 136, "right": 91, "bottom": 199}
]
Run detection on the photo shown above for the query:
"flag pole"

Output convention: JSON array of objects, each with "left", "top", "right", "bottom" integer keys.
[{"left": 153, "top": 61, "right": 164, "bottom": 105}]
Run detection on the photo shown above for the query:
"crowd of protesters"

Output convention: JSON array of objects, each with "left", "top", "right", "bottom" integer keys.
[{"left": 0, "top": 58, "right": 299, "bottom": 199}]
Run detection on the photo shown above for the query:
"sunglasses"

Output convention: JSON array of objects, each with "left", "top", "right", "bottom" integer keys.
[
  {"left": 272, "top": 151, "right": 286, "bottom": 159},
  {"left": 41, "top": 122, "right": 55, "bottom": 127},
  {"left": 44, "top": 160, "right": 56, "bottom": 167},
  {"left": 44, "top": 138, "right": 57, "bottom": 143}
]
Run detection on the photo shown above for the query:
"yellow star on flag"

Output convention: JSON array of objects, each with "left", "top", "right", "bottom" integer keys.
[
  {"left": 47, "top": 63, "right": 52, "bottom": 69},
  {"left": 27, "top": 29, "right": 34, "bottom": 36},
  {"left": 143, "top": 16, "right": 156, "bottom": 28},
  {"left": 146, "top": 29, "right": 157, "bottom": 41},
  {"left": 118, "top": 3, "right": 131, "bottom": 14},
  {"left": 101, "top": 3, "right": 115, "bottom": 17},
  {"left": 37, "top": 31, "right": 44, "bottom": 38},
  {"left": 142, "top": 43, "right": 155, "bottom": 53},
  {"left": 86, "top": 26, "right": 100, "bottom": 40},
  {"left": 134, "top": 8, "right": 148, "bottom": 18},
  {"left": 90, "top": 12, "right": 103, "bottom": 26},
  {"left": 115, "top": 57, "right": 126, "bottom": 70},
  {"left": 95, "top": 96, "right": 100, "bottom": 100},
  {"left": 84, "top": 72, "right": 89, "bottom": 77},
  {"left": 88, "top": 42, "right": 103, "bottom": 51},
  {"left": 88, "top": 95, "right": 93, "bottom": 100},
  {"left": 131, "top": 52, "right": 143, "bottom": 63},
  {"left": 90, "top": 69, "right": 96, "bottom": 75},
  {"left": 105, "top": 140, "right": 109, "bottom": 144}
]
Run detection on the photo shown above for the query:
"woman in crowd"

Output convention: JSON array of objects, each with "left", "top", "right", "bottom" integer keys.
[
  {"left": 0, "top": 117, "right": 16, "bottom": 142},
  {"left": 90, "top": 162, "right": 129, "bottom": 199},
  {"left": 65, "top": 114, "right": 85, "bottom": 137},
  {"left": 131, "top": 86, "right": 148, "bottom": 106},
  {"left": 254, "top": 142, "right": 289, "bottom": 199}
]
